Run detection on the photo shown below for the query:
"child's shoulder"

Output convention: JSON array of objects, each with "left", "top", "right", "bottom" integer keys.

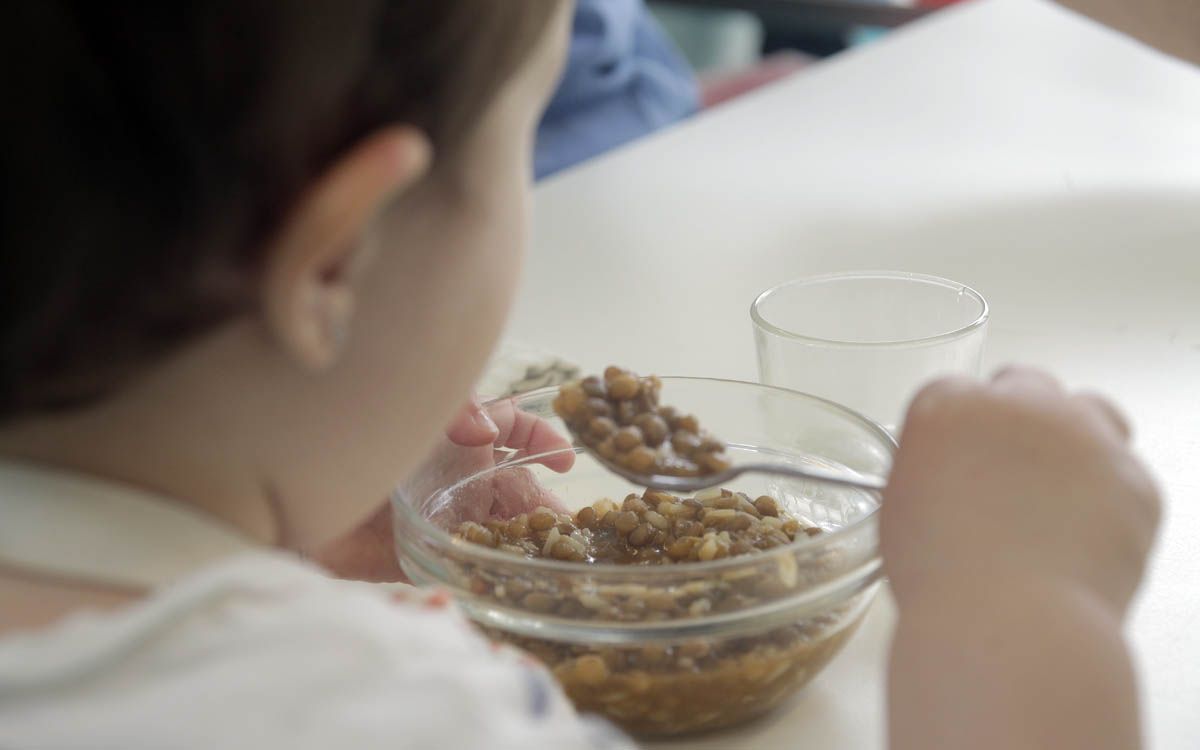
[
  {"left": 0, "top": 552, "right": 493, "bottom": 683},
  {"left": 0, "top": 554, "right": 627, "bottom": 749}
]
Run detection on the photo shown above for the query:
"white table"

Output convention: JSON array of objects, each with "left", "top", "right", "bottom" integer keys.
[{"left": 511, "top": 0, "right": 1200, "bottom": 746}]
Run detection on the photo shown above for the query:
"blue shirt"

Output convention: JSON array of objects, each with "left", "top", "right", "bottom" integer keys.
[{"left": 535, "top": 0, "right": 699, "bottom": 179}]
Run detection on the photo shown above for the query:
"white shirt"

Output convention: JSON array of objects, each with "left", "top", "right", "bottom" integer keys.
[{"left": 0, "top": 461, "right": 632, "bottom": 750}]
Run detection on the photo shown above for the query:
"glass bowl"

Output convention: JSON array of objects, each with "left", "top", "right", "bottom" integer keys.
[{"left": 392, "top": 377, "right": 895, "bottom": 737}]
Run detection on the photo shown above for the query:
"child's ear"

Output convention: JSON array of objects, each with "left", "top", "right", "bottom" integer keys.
[{"left": 261, "top": 127, "right": 431, "bottom": 370}]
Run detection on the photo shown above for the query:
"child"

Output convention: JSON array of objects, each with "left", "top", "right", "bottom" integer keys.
[{"left": 0, "top": 2, "right": 1161, "bottom": 749}]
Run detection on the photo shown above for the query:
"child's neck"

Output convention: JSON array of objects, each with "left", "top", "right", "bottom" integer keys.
[
  {"left": 0, "top": 400, "right": 280, "bottom": 547},
  {"left": 0, "top": 397, "right": 283, "bottom": 636}
]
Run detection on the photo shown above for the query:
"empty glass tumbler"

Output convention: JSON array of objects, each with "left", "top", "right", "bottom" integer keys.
[{"left": 752, "top": 271, "right": 989, "bottom": 431}]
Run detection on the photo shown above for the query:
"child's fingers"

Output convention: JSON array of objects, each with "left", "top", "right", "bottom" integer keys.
[
  {"left": 500, "top": 445, "right": 573, "bottom": 473},
  {"left": 900, "top": 374, "right": 979, "bottom": 437},
  {"left": 1073, "top": 391, "right": 1133, "bottom": 442},
  {"left": 990, "top": 368, "right": 1130, "bottom": 442},
  {"left": 485, "top": 398, "right": 575, "bottom": 473},
  {"left": 454, "top": 465, "right": 569, "bottom": 522},
  {"left": 445, "top": 393, "right": 500, "bottom": 447},
  {"left": 489, "top": 467, "right": 570, "bottom": 516},
  {"left": 990, "top": 365, "right": 1064, "bottom": 396}
]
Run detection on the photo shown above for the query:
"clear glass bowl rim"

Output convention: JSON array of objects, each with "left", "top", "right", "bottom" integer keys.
[{"left": 392, "top": 376, "right": 897, "bottom": 580}]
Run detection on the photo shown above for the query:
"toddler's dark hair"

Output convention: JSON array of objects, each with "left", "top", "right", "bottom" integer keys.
[{"left": 0, "top": 1, "right": 556, "bottom": 419}]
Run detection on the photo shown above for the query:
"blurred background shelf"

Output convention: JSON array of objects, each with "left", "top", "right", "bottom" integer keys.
[
  {"left": 652, "top": 0, "right": 947, "bottom": 70},
  {"left": 661, "top": 0, "right": 931, "bottom": 30}
]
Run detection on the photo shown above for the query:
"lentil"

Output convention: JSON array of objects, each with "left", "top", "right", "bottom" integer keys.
[
  {"left": 553, "top": 366, "right": 733, "bottom": 477},
  {"left": 451, "top": 488, "right": 858, "bottom": 737}
]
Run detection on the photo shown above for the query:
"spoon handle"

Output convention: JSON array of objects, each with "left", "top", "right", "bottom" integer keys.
[{"left": 733, "top": 463, "right": 887, "bottom": 493}]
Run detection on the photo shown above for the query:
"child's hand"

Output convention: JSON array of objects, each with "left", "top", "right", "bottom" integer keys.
[
  {"left": 882, "top": 366, "right": 1160, "bottom": 618},
  {"left": 313, "top": 394, "right": 574, "bottom": 582},
  {"left": 885, "top": 367, "right": 1160, "bottom": 750},
  {"left": 402, "top": 393, "right": 575, "bottom": 523}
]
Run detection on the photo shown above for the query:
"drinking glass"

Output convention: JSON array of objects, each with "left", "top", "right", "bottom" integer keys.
[{"left": 751, "top": 271, "right": 989, "bottom": 431}]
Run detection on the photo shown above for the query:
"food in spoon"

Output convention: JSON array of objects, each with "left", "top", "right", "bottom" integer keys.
[{"left": 552, "top": 366, "right": 732, "bottom": 477}]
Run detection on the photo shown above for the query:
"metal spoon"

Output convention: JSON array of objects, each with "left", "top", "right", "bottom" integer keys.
[{"left": 572, "top": 438, "right": 888, "bottom": 495}]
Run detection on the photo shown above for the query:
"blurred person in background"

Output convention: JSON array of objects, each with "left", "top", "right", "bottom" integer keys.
[{"left": 535, "top": 0, "right": 699, "bottom": 178}]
